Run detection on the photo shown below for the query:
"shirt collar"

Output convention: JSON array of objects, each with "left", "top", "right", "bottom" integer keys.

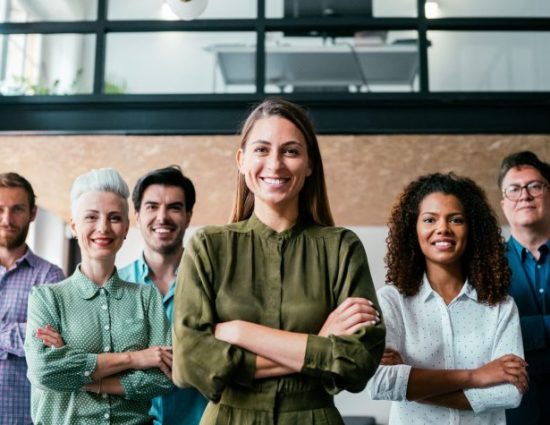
[
  {"left": 12, "top": 245, "right": 35, "bottom": 268},
  {"left": 73, "top": 265, "right": 124, "bottom": 300},
  {"left": 419, "top": 274, "right": 477, "bottom": 303},
  {"left": 135, "top": 253, "right": 177, "bottom": 303},
  {"left": 137, "top": 253, "right": 150, "bottom": 277},
  {"left": 510, "top": 236, "right": 528, "bottom": 261},
  {"left": 510, "top": 235, "right": 550, "bottom": 262},
  {"left": 137, "top": 252, "right": 179, "bottom": 284}
]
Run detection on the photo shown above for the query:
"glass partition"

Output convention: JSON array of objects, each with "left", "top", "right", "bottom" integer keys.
[
  {"left": 108, "top": 0, "right": 257, "bottom": 20},
  {"left": 105, "top": 32, "right": 256, "bottom": 94},
  {"left": 266, "top": 0, "right": 417, "bottom": 18},
  {"left": 428, "top": 31, "right": 550, "bottom": 91},
  {"left": 432, "top": 0, "right": 550, "bottom": 17},
  {"left": 262, "top": 31, "right": 419, "bottom": 93},
  {"left": 0, "top": 34, "right": 95, "bottom": 95},
  {"left": 0, "top": 0, "right": 97, "bottom": 22}
]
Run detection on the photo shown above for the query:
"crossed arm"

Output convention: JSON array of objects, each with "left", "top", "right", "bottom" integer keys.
[
  {"left": 369, "top": 289, "right": 527, "bottom": 412},
  {"left": 26, "top": 285, "right": 173, "bottom": 399},
  {"left": 381, "top": 348, "right": 528, "bottom": 410},
  {"left": 214, "top": 297, "right": 381, "bottom": 379},
  {"left": 36, "top": 324, "right": 172, "bottom": 396}
]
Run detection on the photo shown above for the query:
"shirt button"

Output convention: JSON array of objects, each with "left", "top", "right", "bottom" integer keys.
[
  {"left": 104, "top": 413, "right": 109, "bottom": 419},
  {"left": 104, "top": 346, "right": 110, "bottom": 352},
  {"left": 84, "top": 371, "right": 91, "bottom": 377},
  {"left": 540, "top": 288, "right": 545, "bottom": 294},
  {"left": 104, "top": 325, "right": 110, "bottom": 330},
  {"left": 101, "top": 305, "right": 107, "bottom": 310},
  {"left": 102, "top": 393, "right": 108, "bottom": 399},
  {"left": 537, "top": 264, "right": 542, "bottom": 269},
  {"left": 100, "top": 288, "right": 105, "bottom": 293}
]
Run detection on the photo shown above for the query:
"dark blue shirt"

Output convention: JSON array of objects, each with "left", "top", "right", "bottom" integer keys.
[{"left": 509, "top": 236, "right": 550, "bottom": 341}]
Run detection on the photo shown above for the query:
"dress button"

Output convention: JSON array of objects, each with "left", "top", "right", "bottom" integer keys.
[
  {"left": 104, "top": 346, "right": 110, "bottom": 352},
  {"left": 100, "top": 288, "right": 105, "bottom": 293},
  {"left": 101, "top": 305, "right": 108, "bottom": 310},
  {"left": 537, "top": 264, "right": 542, "bottom": 269},
  {"left": 104, "top": 325, "right": 110, "bottom": 330},
  {"left": 84, "top": 371, "right": 90, "bottom": 377},
  {"left": 540, "top": 288, "right": 545, "bottom": 294},
  {"left": 104, "top": 413, "right": 109, "bottom": 419}
]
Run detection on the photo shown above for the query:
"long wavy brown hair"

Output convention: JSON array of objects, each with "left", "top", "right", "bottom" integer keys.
[
  {"left": 230, "top": 97, "right": 334, "bottom": 226},
  {"left": 385, "top": 172, "right": 510, "bottom": 305}
]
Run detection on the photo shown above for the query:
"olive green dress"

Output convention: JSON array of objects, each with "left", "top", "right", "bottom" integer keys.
[{"left": 173, "top": 215, "right": 385, "bottom": 425}]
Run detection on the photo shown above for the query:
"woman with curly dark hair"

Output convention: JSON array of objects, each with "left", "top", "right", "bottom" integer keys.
[{"left": 367, "top": 172, "right": 527, "bottom": 425}]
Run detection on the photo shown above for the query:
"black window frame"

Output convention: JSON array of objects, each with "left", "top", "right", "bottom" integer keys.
[{"left": 0, "top": 0, "right": 549, "bottom": 134}]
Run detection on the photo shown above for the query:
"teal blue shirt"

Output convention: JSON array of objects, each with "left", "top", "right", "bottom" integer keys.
[{"left": 119, "top": 255, "right": 207, "bottom": 425}]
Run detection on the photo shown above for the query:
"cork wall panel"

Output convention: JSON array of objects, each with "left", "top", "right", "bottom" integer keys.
[{"left": 0, "top": 134, "right": 548, "bottom": 225}]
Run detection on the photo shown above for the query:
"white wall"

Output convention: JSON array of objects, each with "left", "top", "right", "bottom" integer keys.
[{"left": 28, "top": 207, "right": 69, "bottom": 273}]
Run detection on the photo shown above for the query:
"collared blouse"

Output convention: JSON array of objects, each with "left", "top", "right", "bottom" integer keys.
[
  {"left": 172, "top": 214, "right": 385, "bottom": 425},
  {"left": 24, "top": 267, "right": 174, "bottom": 425},
  {"left": 367, "top": 276, "right": 524, "bottom": 425}
]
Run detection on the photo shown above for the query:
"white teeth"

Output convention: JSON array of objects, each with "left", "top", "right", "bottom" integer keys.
[
  {"left": 154, "top": 228, "right": 171, "bottom": 234},
  {"left": 434, "top": 241, "right": 453, "bottom": 247},
  {"left": 263, "top": 178, "right": 287, "bottom": 184}
]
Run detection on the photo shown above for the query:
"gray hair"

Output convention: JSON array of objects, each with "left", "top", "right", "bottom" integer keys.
[{"left": 70, "top": 168, "right": 130, "bottom": 217}]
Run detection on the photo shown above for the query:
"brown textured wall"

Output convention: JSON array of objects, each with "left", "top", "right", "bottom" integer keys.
[{"left": 0, "top": 134, "right": 548, "bottom": 225}]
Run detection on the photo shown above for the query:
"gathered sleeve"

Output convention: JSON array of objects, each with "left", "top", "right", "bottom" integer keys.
[
  {"left": 172, "top": 232, "right": 257, "bottom": 401},
  {"left": 24, "top": 286, "right": 97, "bottom": 392},
  {"left": 119, "top": 285, "right": 174, "bottom": 400},
  {"left": 301, "top": 230, "right": 386, "bottom": 394},
  {"left": 463, "top": 297, "right": 524, "bottom": 413},
  {"left": 366, "top": 286, "right": 412, "bottom": 401}
]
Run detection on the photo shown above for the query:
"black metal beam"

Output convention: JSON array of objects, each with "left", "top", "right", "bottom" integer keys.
[
  {"left": 93, "top": 0, "right": 107, "bottom": 94},
  {"left": 3, "top": 17, "right": 550, "bottom": 35},
  {"left": 1, "top": 95, "right": 549, "bottom": 134}
]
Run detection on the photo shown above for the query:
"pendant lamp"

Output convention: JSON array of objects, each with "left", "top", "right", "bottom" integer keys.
[{"left": 166, "top": 0, "right": 208, "bottom": 21}]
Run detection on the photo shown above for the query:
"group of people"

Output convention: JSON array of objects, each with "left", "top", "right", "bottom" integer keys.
[{"left": 0, "top": 97, "right": 547, "bottom": 425}]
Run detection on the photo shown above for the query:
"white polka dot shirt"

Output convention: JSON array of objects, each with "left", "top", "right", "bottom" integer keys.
[{"left": 367, "top": 275, "right": 524, "bottom": 425}]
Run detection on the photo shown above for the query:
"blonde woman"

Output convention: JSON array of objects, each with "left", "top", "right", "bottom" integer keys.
[{"left": 25, "top": 168, "right": 173, "bottom": 424}]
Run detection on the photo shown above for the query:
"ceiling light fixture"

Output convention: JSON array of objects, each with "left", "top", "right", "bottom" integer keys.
[
  {"left": 166, "top": 0, "right": 208, "bottom": 21},
  {"left": 424, "top": 0, "right": 440, "bottom": 19}
]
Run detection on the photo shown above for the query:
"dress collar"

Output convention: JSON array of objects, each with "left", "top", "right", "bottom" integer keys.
[
  {"left": 73, "top": 265, "right": 124, "bottom": 300},
  {"left": 246, "top": 213, "right": 304, "bottom": 240}
]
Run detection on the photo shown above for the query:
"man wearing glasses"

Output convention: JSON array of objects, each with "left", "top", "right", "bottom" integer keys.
[{"left": 498, "top": 151, "right": 550, "bottom": 425}]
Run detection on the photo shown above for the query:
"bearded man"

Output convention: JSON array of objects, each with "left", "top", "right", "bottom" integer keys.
[{"left": 0, "top": 172, "right": 64, "bottom": 425}]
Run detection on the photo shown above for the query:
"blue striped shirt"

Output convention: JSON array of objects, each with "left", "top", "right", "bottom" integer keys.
[{"left": 0, "top": 248, "right": 64, "bottom": 425}]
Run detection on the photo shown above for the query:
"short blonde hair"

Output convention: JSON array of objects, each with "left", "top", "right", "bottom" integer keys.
[{"left": 70, "top": 168, "right": 129, "bottom": 217}]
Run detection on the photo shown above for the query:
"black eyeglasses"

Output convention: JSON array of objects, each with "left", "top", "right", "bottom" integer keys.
[{"left": 502, "top": 180, "right": 547, "bottom": 201}]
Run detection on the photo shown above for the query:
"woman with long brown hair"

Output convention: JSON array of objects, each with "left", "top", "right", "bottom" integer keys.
[
  {"left": 172, "top": 98, "right": 385, "bottom": 424},
  {"left": 367, "top": 172, "right": 527, "bottom": 425}
]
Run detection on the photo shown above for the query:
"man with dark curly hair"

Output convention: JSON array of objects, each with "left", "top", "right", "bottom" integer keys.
[
  {"left": 498, "top": 151, "right": 550, "bottom": 425},
  {"left": 367, "top": 172, "right": 526, "bottom": 425}
]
